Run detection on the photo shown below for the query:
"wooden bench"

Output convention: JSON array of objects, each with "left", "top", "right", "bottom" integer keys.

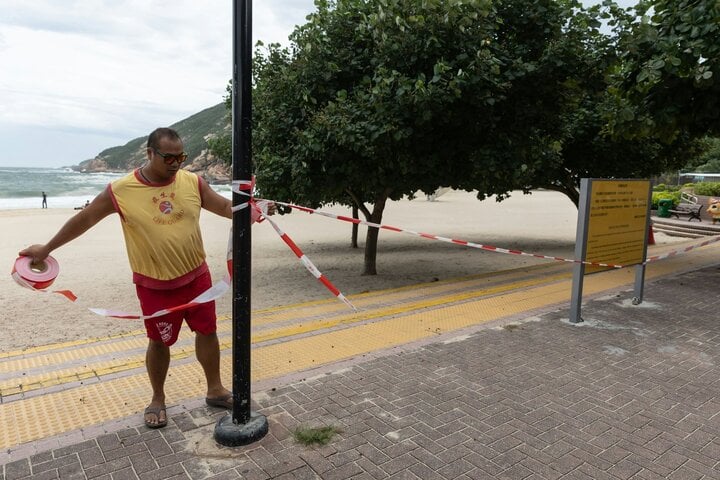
[{"left": 669, "top": 203, "right": 703, "bottom": 221}]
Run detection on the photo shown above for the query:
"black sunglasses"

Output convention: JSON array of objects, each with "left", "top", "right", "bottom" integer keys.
[{"left": 153, "top": 148, "right": 188, "bottom": 165}]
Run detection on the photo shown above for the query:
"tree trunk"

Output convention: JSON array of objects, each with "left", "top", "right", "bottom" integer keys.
[
  {"left": 557, "top": 184, "right": 580, "bottom": 208},
  {"left": 351, "top": 205, "right": 359, "bottom": 248},
  {"left": 541, "top": 180, "right": 580, "bottom": 208},
  {"left": 361, "top": 192, "right": 390, "bottom": 275}
]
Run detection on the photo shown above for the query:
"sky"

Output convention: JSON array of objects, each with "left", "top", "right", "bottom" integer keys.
[{"left": 0, "top": 0, "right": 636, "bottom": 168}]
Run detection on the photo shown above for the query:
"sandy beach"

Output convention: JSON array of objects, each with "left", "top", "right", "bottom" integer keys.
[{"left": 2, "top": 189, "right": 684, "bottom": 352}]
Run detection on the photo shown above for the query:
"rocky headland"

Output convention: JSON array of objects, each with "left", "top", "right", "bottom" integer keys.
[
  {"left": 73, "top": 148, "right": 231, "bottom": 184},
  {"left": 71, "top": 103, "right": 232, "bottom": 183}
]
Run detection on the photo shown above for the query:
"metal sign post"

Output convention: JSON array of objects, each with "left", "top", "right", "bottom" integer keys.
[
  {"left": 214, "top": 0, "right": 268, "bottom": 446},
  {"left": 631, "top": 184, "right": 653, "bottom": 305},
  {"left": 569, "top": 179, "right": 591, "bottom": 323}
]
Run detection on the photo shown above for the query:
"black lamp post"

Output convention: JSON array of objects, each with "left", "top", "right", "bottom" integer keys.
[{"left": 213, "top": 0, "right": 268, "bottom": 446}]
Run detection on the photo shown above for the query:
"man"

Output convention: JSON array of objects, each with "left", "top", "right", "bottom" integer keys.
[
  {"left": 41, "top": 191, "right": 47, "bottom": 208},
  {"left": 20, "top": 127, "right": 268, "bottom": 428}
]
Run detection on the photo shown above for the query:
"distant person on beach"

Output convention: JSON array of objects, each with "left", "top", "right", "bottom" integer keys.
[
  {"left": 41, "top": 192, "right": 47, "bottom": 209},
  {"left": 20, "top": 127, "right": 275, "bottom": 429}
]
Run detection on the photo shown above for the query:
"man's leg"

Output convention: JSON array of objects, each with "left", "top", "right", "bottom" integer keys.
[
  {"left": 196, "top": 332, "right": 231, "bottom": 402},
  {"left": 145, "top": 339, "right": 170, "bottom": 426},
  {"left": 185, "top": 274, "right": 230, "bottom": 405}
]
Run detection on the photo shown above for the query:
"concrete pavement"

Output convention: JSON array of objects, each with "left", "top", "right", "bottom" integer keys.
[{"left": 3, "top": 242, "right": 720, "bottom": 479}]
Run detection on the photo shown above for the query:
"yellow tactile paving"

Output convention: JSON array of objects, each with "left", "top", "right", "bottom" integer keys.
[
  {"left": 0, "top": 340, "right": 139, "bottom": 374},
  {"left": 249, "top": 259, "right": 668, "bottom": 379},
  {"left": 0, "top": 241, "right": 716, "bottom": 449},
  {"left": 249, "top": 263, "right": 570, "bottom": 325},
  {"left": 0, "top": 267, "right": 571, "bottom": 397},
  {"left": 0, "top": 262, "right": 557, "bottom": 363},
  {"left": 0, "top": 342, "right": 206, "bottom": 397},
  {"left": 249, "top": 272, "right": 573, "bottom": 344},
  {"left": 0, "top": 329, "right": 147, "bottom": 360},
  {"left": 0, "top": 264, "right": 570, "bottom": 396},
  {"left": 242, "top": 243, "right": 718, "bottom": 381}
]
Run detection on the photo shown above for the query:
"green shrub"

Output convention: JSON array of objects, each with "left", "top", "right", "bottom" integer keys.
[
  {"left": 651, "top": 191, "right": 681, "bottom": 209},
  {"left": 693, "top": 182, "right": 720, "bottom": 196}
]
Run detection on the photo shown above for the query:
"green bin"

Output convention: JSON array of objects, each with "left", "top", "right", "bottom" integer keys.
[{"left": 657, "top": 198, "right": 673, "bottom": 218}]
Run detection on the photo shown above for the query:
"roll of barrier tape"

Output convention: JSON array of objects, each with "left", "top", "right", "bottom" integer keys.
[{"left": 12, "top": 255, "right": 60, "bottom": 290}]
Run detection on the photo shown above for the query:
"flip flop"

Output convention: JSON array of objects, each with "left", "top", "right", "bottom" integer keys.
[
  {"left": 144, "top": 406, "right": 168, "bottom": 429},
  {"left": 206, "top": 393, "right": 233, "bottom": 409}
]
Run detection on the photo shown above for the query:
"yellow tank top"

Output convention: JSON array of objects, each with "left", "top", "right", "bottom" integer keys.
[{"left": 109, "top": 169, "right": 207, "bottom": 288}]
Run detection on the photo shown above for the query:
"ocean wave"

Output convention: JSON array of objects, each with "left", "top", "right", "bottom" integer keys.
[
  {"left": 0, "top": 195, "right": 96, "bottom": 210},
  {"left": 0, "top": 167, "right": 233, "bottom": 209},
  {"left": 0, "top": 167, "right": 125, "bottom": 205}
]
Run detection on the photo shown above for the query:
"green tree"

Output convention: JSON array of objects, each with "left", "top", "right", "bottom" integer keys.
[
  {"left": 253, "top": 0, "right": 505, "bottom": 275},
  {"left": 610, "top": 0, "right": 719, "bottom": 140},
  {"left": 461, "top": 0, "right": 698, "bottom": 206},
  {"left": 207, "top": 135, "right": 232, "bottom": 164},
  {"left": 251, "top": 0, "right": 701, "bottom": 275},
  {"left": 686, "top": 137, "right": 720, "bottom": 172},
  {"left": 207, "top": 82, "right": 233, "bottom": 165},
  {"left": 451, "top": 0, "right": 600, "bottom": 205},
  {"left": 253, "top": 0, "right": 634, "bottom": 274}
]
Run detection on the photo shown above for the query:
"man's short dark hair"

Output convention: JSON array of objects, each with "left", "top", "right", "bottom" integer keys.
[{"left": 147, "top": 128, "right": 182, "bottom": 150}]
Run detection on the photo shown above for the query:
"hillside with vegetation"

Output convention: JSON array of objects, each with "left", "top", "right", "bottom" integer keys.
[{"left": 73, "top": 103, "right": 232, "bottom": 182}]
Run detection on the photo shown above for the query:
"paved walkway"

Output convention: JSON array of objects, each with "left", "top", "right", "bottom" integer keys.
[{"left": 3, "top": 245, "right": 720, "bottom": 478}]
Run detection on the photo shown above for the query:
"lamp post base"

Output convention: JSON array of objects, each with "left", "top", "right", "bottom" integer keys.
[{"left": 214, "top": 411, "right": 268, "bottom": 447}]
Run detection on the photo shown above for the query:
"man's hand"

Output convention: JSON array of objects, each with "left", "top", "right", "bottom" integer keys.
[
  {"left": 265, "top": 202, "right": 277, "bottom": 216},
  {"left": 18, "top": 244, "right": 51, "bottom": 264}
]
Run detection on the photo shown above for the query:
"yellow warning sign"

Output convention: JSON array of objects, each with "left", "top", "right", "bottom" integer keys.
[{"left": 585, "top": 180, "right": 650, "bottom": 273}]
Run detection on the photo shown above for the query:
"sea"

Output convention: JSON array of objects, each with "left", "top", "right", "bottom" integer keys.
[{"left": 0, "top": 167, "right": 233, "bottom": 210}]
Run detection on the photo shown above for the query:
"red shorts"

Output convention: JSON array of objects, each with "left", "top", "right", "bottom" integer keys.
[{"left": 136, "top": 271, "right": 217, "bottom": 346}]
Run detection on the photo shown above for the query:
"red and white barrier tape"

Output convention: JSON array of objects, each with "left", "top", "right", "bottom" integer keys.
[
  {"left": 250, "top": 197, "right": 631, "bottom": 268},
  {"left": 12, "top": 178, "right": 356, "bottom": 319},
  {"left": 644, "top": 234, "right": 720, "bottom": 263},
  {"left": 12, "top": 255, "right": 60, "bottom": 289},
  {"left": 12, "top": 255, "right": 232, "bottom": 321},
  {"left": 251, "top": 196, "right": 720, "bottom": 269},
  {"left": 231, "top": 180, "right": 356, "bottom": 311},
  {"left": 88, "top": 276, "right": 231, "bottom": 320},
  {"left": 16, "top": 177, "right": 720, "bottom": 319},
  {"left": 12, "top": 256, "right": 79, "bottom": 304},
  {"left": 263, "top": 213, "right": 356, "bottom": 311},
  {"left": 10, "top": 179, "right": 258, "bottom": 320}
]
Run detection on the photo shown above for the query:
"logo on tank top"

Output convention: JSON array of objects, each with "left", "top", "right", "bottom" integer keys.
[{"left": 152, "top": 192, "right": 185, "bottom": 225}]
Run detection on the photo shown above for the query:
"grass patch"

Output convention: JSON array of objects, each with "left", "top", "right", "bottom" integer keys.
[{"left": 292, "top": 425, "right": 340, "bottom": 446}]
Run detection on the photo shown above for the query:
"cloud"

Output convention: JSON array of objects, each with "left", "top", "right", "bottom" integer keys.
[
  {"left": 0, "top": 0, "right": 639, "bottom": 167},
  {"left": 0, "top": 0, "right": 315, "bottom": 166}
]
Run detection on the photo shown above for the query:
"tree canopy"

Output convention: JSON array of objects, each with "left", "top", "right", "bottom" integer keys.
[
  {"left": 459, "top": 0, "right": 700, "bottom": 206},
  {"left": 254, "top": 0, "right": 512, "bottom": 274},
  {"left": 242, "top": 0, "right": 716, "bottom": 275},
  {"left": 609, "top": 0, "right": 719, "bottom": 140}
]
